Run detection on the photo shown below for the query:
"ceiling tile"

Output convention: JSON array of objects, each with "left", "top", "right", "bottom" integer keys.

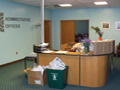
[
  {"left": 109, "top": 1, "right": 120, "bottom": 7},
  {"left": 10, "top": 0, "right": 120, "bottom": 9}
]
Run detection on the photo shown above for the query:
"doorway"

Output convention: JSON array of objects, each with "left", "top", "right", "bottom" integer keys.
[
  {"left": 75, "top": 20, "right": 89, "bottom": 42},
  {"left": 60, "top": 20, "right": 89, "bottom": 46},
  {"left": 44, "top": 20, "right": 52, "bottom": 49}
]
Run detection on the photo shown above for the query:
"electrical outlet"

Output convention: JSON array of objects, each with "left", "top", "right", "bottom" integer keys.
[{"left": 16, "top": 52, "right": 18, "bottom": 54}]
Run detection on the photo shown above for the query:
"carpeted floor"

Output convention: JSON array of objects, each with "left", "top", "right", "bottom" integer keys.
[{"left": 0, "top": 57, "right": 120, "bottom": 90}]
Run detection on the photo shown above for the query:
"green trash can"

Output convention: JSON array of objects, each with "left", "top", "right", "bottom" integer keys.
[{"left": 46, "top": 66, "right": 68, "bottom": 89}]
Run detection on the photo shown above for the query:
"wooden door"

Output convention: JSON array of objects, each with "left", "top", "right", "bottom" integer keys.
[
  {"left": 61, "top": 21, "right": 75, "bottom": 44},
  {"left": 44, "top": 20, "right": 51, "bottom": 48}
]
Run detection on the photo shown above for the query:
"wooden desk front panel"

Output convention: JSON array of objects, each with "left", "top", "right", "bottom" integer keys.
[
  {"left": 80, "top": 56, "right": 108, "bottom": 87},
  {"left": 37, "top": 54, "right": 80, "bottom": 85}
]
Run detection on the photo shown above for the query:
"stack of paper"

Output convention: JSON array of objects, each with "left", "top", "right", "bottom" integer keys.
[{"left": 55, "top": 51, "right": 68, "bottom": 54}]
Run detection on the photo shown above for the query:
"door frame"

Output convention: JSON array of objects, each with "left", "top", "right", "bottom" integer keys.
[
  {"left": 44, "top": 20, "right": 52, "bottom": 49},
  {"left": 60, "top": 19, "right": 90, "bottom": 48}
]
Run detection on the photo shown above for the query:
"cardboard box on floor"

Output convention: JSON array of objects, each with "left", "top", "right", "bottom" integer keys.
[
  {"left": 24, "top": 68, "right": 31, "bottom": 74},
  {"left": 27, "top": 69, "right": 48, "bottom": 86}
]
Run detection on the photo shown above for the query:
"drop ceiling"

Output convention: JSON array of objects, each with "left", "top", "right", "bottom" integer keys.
[{"left": 10, "top": 0, "right": 120, "bottom": 9}]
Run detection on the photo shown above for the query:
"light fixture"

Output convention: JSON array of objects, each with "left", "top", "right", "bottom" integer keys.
[
  {"left": 94, "top": 1, "right": 108, "bottom": 5},
  {"left": 58, "top": 4, "right": 72, "bottom": 7}
]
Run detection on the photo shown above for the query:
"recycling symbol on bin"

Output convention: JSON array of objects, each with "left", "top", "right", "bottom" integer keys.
[{"left": 51, "top": 73, "right": 58, "bottom": 80}]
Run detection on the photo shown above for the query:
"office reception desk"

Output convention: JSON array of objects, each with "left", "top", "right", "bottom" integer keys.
[{"left": 36, "top": 51, "right": 112, "bottom": 87}]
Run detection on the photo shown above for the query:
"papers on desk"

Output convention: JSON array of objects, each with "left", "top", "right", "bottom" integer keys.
[
  {"left": 35, "top": 43, "right": 49, "bottom": 47},
  {"left": 42, "top": 50, "right": 53, "bottom": 53},
  {"left": 55, "top": 51, "right": 68, "bottom": 54},
  {"left": 41, "top": 50, "right": 68, "bottom": 54}
]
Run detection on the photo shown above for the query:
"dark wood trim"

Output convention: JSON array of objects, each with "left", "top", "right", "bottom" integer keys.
[
  {"left": 44, "top": 20, "right": 52, "bottom": 49},
  {"left": 0, "top": 59, "right": 24, "bottom": 67}
]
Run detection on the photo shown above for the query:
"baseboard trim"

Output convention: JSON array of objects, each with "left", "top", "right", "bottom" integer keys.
[{"left": 0, "top": 59, "right": 24, "bottom": 67}]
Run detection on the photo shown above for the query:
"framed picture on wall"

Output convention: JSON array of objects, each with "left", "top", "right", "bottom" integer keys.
[
  {"left": 101, "top": 22, "right": 110, "bottom": 29},
  {"left": 116, "top": 22, "right": 120, "bottom": 30}
]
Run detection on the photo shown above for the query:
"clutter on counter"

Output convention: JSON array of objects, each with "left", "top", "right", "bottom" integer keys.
[
  {"left": 33, "top": 43, "right": 49, "bottom": 53},
  {"left": 35, "top": 43, "right": 49, "bottom": 47},
  {"left": 41, "top": 50, "right": 54, "bottom": 53},
  {"left": 55, "top": 51, "right": 68, "bottom": 54}
]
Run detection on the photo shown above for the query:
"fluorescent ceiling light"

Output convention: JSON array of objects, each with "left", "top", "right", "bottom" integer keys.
[
  {"left": 58, "top": 4, "right": 72, "bottom": 7},
  {"left": 94, "top": 1, "right": 108, "bottom": 5}
]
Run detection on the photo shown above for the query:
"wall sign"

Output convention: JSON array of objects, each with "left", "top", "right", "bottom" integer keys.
[
  {"left": 0, "top": 12, "right": 31, "bottom": 32},
  {"left": 5, "top": 17, "right": 31, "bottom": 22},
  {"left": 0, "top": 13, "right": 4, "bottom": 32}
]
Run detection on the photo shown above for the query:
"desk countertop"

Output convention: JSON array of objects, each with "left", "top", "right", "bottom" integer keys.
[{"left": 37, "top": 51, "right": 112, "bottom": 56}]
